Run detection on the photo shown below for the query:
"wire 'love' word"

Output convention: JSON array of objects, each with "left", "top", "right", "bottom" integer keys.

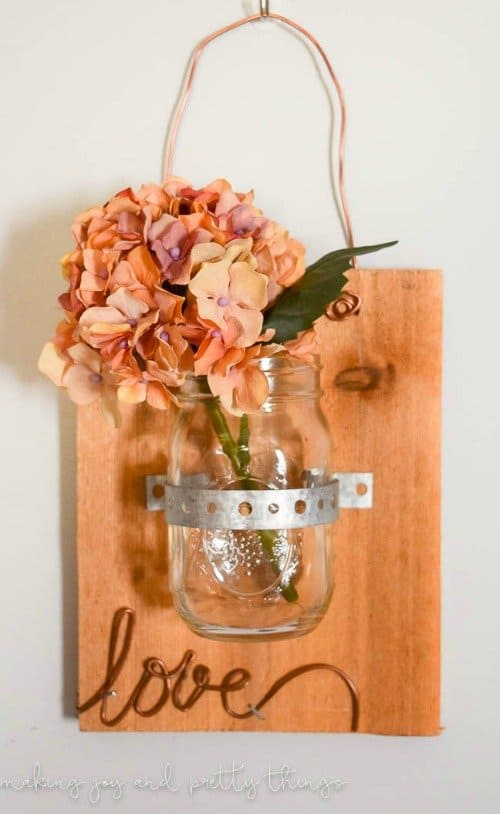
[{"left": 77, "top": 607, "right": 359, "bottom": 730}]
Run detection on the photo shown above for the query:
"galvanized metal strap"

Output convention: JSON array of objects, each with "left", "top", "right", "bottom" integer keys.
[
  {"left": 145, "top": 472, "right": 373, "bottom": 525},
  {"left": 162, "top": 481, "right": 339, "bottom": 530}
]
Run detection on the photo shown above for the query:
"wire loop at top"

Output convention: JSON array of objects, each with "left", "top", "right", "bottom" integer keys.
[{"left": 164, "top": 10, "right": 357, "bottom": 262}]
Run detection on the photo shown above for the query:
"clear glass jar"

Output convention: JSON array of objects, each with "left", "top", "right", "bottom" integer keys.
[{"left": 167, "top": 355, "right": 335, "bottom": 641}]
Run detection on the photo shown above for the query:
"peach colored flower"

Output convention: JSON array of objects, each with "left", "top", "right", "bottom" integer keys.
[
  {"left": 151, "top": 286, "right": 184, "bottom": 324},
  {"left": 137, "top": 323, "right": 193, "bottom": 373},
  {"left": 62, "top": 344, "right": 108, "bottom": 403},
  {"left": 275, "top": 236, "right": 306, "bottom": 286},
  {"left": 214, "top": 189, "right": 267, "bottom": 238},
  {"left": 162, "top": 176, "right": 191, "bottom": 196},
  {"left": 78, "top": 287, "right": 158, "bottom": 369},
  {"left": 48, "top": 342, "right": 120, "bottom": 426},
  {"left": 135, "top": 183, "right": 170, "bottom": 213},
  {"left": 40, "top": 176, "right": 314, "bottom": 419},
  {"left": 208, "top": 346, "right": 269, "bottom": 415},
  {"left": 107, "top": 259, "right": 155, "bottom": 307},
  {"left": 115, "top": 351, "right": 178, "bottom": 410},
  {"left": 147, "top": 213, "right": 213, "bottom": 285},
  {"left": 174, "top": 179, "right": 232, "bottom": 210},
  {"left": 72, "top": 206, "right": 106, "bottom": 247},
  {"left": 194, "top": 325, "right": 275, "bottom": 378},
  {"left": 53, "top": 318, "right": 78, "bottom": 351},
  {"left": 58, "top": 252, "right": 85, "bottom": 317},
  {"left": 253, "top": 222, "right": 306, "bottom": 303},
  {"left": 284, "top": 329, "right": 319, "bottom": 364},
  {"left": 193, "top": 329, "right": 226, "bottom": 375},
  {"left": 126, "top": 245, "right": 161, "bottom": 289},
  {"left": 38, "top": 341, "right": 70, "bottom": 387},
  {"left": 188, "top": 239, "right": 268, "bottom": 348},
  {"left": 38, "top": 316, "right": 77, "bottom": 384}
]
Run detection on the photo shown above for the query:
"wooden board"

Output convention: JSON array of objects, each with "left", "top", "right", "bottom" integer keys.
[{"left": 77, "top": 269, "right": 442, "bottom": 734}]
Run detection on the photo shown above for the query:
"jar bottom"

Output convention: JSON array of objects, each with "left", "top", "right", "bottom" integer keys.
[
  {"left": 171, "top": 596, "right": 331, "bottom": 642},
  {"left": 168, "top": 523, "right": 334, "bottom": 641}
]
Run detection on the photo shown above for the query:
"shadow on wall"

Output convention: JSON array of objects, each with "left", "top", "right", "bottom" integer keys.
[{"left": 0, "top": 200, "right": 91, "bottom": 719}]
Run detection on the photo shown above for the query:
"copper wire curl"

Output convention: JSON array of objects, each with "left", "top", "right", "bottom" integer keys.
[{"left": 326, "top": 290, "right": 362, "bottom": 321}]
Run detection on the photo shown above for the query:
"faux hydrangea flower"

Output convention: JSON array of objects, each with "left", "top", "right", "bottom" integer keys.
[
  {"left": 188, "top": 239, "right": 268, "bottom": 348},
  {"left": 38, "top": 177, "right": 311, "bottom": 423}
]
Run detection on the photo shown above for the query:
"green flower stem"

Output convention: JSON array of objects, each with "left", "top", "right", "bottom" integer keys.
[
  {"left": 253, "top": 528, "right": 299, "bottom": 603},
  {"left": 205, "top": 400, "right": 298, "bottom": 603},
  {"left": 205, "top": 400, "right": 244, "bottom": 477}
]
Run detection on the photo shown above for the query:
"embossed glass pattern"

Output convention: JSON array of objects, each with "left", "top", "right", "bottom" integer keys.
[{"left": 167, "top": 357, "right": 334, "bottom": 641}]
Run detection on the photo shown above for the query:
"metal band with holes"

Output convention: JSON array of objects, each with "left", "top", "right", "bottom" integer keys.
[
  {"left": 145, "top": 472, "right": 373, "bottom": 513},
  {"left": 164, "top": 481, "right": 339, "bottom": 530}
]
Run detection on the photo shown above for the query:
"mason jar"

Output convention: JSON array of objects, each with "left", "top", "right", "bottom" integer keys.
[{"left": 166, "top": 355, "right": 337, "bottom": 641}]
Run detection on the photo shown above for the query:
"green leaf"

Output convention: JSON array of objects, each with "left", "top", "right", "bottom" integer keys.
[{"left": 262, "top": 241, "right": 397, "bottom": 344}]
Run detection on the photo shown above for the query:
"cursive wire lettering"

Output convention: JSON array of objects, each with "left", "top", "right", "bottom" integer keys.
[{"left": 77, "top": 608, "right": 359, "bottom": 730}]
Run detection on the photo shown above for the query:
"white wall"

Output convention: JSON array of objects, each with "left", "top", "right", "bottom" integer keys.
[{"left": 0, "top": 0, "right": 498, "bottom": 812}]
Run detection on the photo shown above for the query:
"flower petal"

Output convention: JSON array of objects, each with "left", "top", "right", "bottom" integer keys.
[
  {"left": 188, "top": 256, "right": 230, "bottom": 300},
  {"left": 163, "top": 176, "right": 191, "bottom": 196},
  {"left": 225, "top": 237, "right": 254, "bottom": 263},
  {"left": 82, "top": 248, "right": 107, "bottom": 277},
  {"left": 79, "top": 306, "right": 124, "bottom": 328},
  {"left": 214, "top": 189, "right": 241, "bottom": 216},
  {"left": 80, "top": 270, "right": 108, "bottom": 293},
  {"left": 118, "top": 383, "right": 147, "bottom": 403},
  {"left": 63, "top": 363, "right": 102, "bottom": 404},
  {"left": 109, "top": 260, "right": 143, "bottom": 291},
  {"left": 67, "top": 342, "right": 102, "bottom": 372},
  {"left": 228, "top": 263, "right": 268, "bottom": 309},
  {"left": 147, "top": 212, "right": 177, "bottom": 242},
  {"left": 128, "top": 245, "right": 161, "bottom": 288},
  {"left": 146, "top": 381, "right": 172, "bottom": 410},
  {"left": 38, "top": 342, "right": 68, "bottom": 386},
  {"left": 152, "top": 288, "right": 184, "bottom": 323},
  {"left": 190, "top": 242, "right": 225, "bottom": 268},
  {"left": 284, "top": 328, "right": 318, "bottom": 363},
  {"left": 207, "top": 370, "right": 237, "bottom": 413},
  {"left": 234, "top": 366, "right": 269, "bottom": 413},
  {"left": 194, "top": 332, "right": 226, "bottom": 375},
  {"left": 226, "top": 304, "right": 263, "bottom": 347},
  {"left": 107, "top": 287, "right": 149, "bottom": 320}
]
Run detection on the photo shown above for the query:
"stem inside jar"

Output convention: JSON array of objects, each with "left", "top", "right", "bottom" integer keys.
[{"left": 204, "top": 400, "right": 299, "bottom": 603}]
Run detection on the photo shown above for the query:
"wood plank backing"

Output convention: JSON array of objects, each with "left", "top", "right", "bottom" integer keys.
[{"left": 77, "top": 268, "right": 442, "bottom": 734}]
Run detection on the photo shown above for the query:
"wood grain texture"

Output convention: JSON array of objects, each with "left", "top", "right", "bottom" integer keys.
[{"left": 77, "top": 269, "right": 442, "bottom": 734}]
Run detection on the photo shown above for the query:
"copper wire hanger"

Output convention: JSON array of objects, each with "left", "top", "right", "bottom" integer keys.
[{"left": 164, "top": 0, "right": 357, "bottom": 267}]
